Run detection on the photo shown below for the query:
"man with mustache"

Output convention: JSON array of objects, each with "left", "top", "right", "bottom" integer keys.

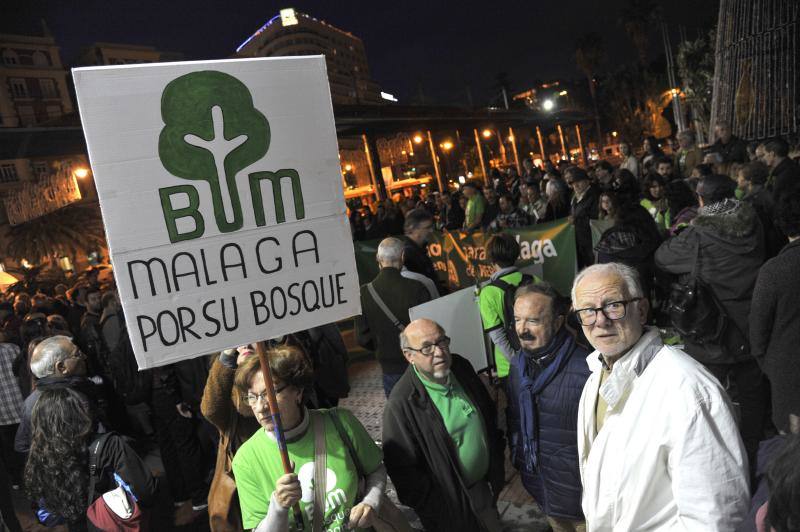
[
  {"left": 382, "top": 318, "right": 505, "bottom": 532},
  {"left": 506, "top": 283, "right": 591, "bottom": 532}
]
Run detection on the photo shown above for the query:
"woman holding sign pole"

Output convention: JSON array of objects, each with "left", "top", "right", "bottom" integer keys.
[{"left": 231, "top": 345, "right": 395, "bottom": 531}]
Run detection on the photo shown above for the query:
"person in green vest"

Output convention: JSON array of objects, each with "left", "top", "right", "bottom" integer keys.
[
  {"left": 462, "top": 181, "right": 487, "bottom": 232},
  {"left": 640, "top": 173, "right": 671, "bottom": 233},
  {"left": 232, "top": 345, "right": 387, "bottom": 531},
  {"left": 479, "top": 233, "right": 540, "bottom": 381}
]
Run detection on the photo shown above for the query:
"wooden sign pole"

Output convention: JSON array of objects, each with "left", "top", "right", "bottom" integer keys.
[{"left": 254, "top": 341, "right": 304, "bottom": 530}]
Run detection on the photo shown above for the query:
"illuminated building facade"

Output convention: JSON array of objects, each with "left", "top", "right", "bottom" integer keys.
[
  {"left": 236, "top": 8, "right": 382, "bottom": 105},
  {"left": 0, "top": 31, "right": 73, "bottom": 129}
]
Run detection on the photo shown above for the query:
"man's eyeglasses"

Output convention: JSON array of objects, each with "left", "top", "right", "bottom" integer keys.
[
  {"left": 573, "top": 298, "right": 642, "bottom": 326},
  {"left": 404, "top": 336, "right": 451, "bottom": 356}
]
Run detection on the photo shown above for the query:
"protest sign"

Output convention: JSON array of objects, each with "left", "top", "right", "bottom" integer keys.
[
  {"left": 4, "top": 167, "right": 82, "bottom": 226},
  {"left": 409, "top": 287, "right": 489, "bottom": 371},
  {"left": 73, "top": 57, "right": 360, "bottom": 369},
  {"left": 354, "top": 219, "right": 577, "bottom": 296}
]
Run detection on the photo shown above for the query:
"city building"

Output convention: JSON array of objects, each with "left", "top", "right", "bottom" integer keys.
[
  {"left": 0, "top": 30, "right": 73, "bottom": 128},
  {"left": 235, "top": 7, "right": 382, "bottom": 105},
  {"left": 75, "top": 42, "right": 183, "bottom": 66}
]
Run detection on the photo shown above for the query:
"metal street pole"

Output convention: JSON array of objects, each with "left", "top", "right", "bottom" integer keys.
[
  {"left": 536, "top": 126, "right": 547, "bottom": 163},
  {"left": 508, "top": 127, "right": 521, "bottom": 174},
  {"left": 473, "top": 128, "right": 489, "bottom": 185},
  {"left": 557, "top": 124, "right": 567, "bottom": 161},
  {"left": 575, "top": 124, "right": 586, "bottom": 165},
  {"left": 427, "top": 130, "right": 444, "bottom": 192}
]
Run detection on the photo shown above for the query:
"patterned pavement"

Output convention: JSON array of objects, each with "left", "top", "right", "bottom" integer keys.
[{"left": 339, "top": 357, "right": 550, "bottom": 531}]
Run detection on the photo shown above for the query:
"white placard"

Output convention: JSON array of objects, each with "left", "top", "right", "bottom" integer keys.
[
  {"left": 73, "top": 57, "right": 361, "bottom": 369},
  {"left": 409, "top": 287, "right": 489, "bottom": 372}
]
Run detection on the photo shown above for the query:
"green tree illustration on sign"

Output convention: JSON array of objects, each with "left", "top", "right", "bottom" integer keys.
[{"left": 158, "top": 70, "right": 270, "bottom": 237}]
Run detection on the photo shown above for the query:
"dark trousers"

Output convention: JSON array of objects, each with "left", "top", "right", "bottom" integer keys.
[
  {"left": 149, "top": 386, "right": 208, "bottom": 505},
  {"left": 706, "top": 359, "right": 770, "bottom": 471},
  {"left": 0, "top": 424, "right": 23, "bottom": 484},
  {"left": 0, "top": 452, "right": 22, "bottom": 532}
]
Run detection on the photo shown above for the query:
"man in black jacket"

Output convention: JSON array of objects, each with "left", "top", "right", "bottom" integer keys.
[
  {"left": 356, "top": 238, "right": 431, "bottom": 396},
  {"left": 763, "top": 136, "right": 800, "bottom": 201},
  {"left": 655, "top": 174, "right": 768, "bottom": 462},
  {"left": 565, "top": 166, "right": 599, "bottom": 269},
  {"left": 711, "top": 121, "right": 749, "bottom": 163},
  {"left": 383, "top": 318, "right": 505, "bottom": 532},
  {"left": 401, "top": 208, "right": 445, "bottom": 294}
]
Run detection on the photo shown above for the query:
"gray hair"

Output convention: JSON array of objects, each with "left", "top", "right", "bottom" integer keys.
[
  {"left": 377, "top": 237, "right": 404, "bottom": 266},
  {"left": 515, "top": 281, "right": 563, "bottom": 317},
  {"left": 30, "top": 335, "right": 76, "bottom": 378},
  {"left": 676, "top": 129, "right": 695, "bottom": 143},
  {"left": 571, "top": 263, "right": 644, "bottom": 304}
]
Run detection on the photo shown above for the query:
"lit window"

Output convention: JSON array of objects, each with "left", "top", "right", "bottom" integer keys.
[
  {"left": 9, "top": 78, "right": 28, "bottom": 98},
  {"left": 33, "top": 161, "right": 48, "bottom": 176},
  {"left": 2, "top": 49, "right": 18, "bottom": 65},
  {"left": 39, "top": 78, "right": 58, "bottom": 98},
  {"left": 0, "top": 164, "right": 19, "bottom": 183},
  {"left": 32, "top": 51, "right": 49, "bottom": 66}
]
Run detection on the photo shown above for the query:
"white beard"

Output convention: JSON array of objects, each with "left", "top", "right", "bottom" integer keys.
[{"left": 432, "top": 368, "right": 450, "bottom": 379}]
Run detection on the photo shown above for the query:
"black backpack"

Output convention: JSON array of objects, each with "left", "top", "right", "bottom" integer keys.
[
  {"left": 665, "top": 246, "right": 749, "bottom": 357},
  {"left": 489, "top": 272, "right": 535, "bottom": 352}
]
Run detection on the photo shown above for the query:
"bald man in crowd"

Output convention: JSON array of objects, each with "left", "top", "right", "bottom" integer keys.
[{"left": 382, "top": 318, "right": 505, "bottom": 532}]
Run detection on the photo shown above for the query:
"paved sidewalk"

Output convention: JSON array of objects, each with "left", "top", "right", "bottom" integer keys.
[{"left": 339, "top": 358, "right": 550, "bottom": 532}]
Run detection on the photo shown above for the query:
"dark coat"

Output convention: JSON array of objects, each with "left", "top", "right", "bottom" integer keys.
[
  {"left": 750, "top": 239, "right": 800, "bottom": 433},
  {"left": 382, "top": 354, "right": 505, "bottom": 532},
  {"left": 355, "top": 267, "right": 430, "bottom": 374},
  {"left": 743, "top": 186, "right": 786, "bottom": 259},
  {"left": 595, "top": 204, "right": 662, "bottom": 297},
  {"left": 655, "top": 200, "right": 765, "bottom": 364},
  {"left": 571, "top": 185, "right": 600, "bottom": 268},
  {"left": 711, "top": 135, "right": 749, "bottom": 163},
  {"left": 400, "top": 235, "right": 444, "bottom": 294},
  {"left": 200, "top": 355, "right": 261, "bottom": 453},
  {"left": 769, "top": 157, "right": 800, "bottom": 201},
  {"left": 506, "top": 327, "right": 591, "bottom": 520},
  {"left": 15, "top": 376, "right": 103, "bottom": 453}
]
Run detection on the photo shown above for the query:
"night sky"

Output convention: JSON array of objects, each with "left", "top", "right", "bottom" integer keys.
[{"left": 5, "top": 0, "right": 718, "bottom": 105}]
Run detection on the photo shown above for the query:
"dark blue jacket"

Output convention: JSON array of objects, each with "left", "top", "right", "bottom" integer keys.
[{"left": 507, "top": 327, "right": 591, "bottom": 520}]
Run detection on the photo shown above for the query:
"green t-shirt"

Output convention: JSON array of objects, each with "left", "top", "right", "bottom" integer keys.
[
  {"left": 232, "top": 409, "right": 382, "bottom": 531},
  {"left": 465, "top": 194, "right": 486, "bottom": 228},
  {"left": 479, "top": 270, "right": 526, "bottom": 378},
  {"left": 413, "top": 365, "right": 489, "bottom": 487}
]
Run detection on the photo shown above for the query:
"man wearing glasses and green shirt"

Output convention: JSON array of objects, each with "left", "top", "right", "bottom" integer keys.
[{"left": 382, "top": 318, "right": 505, "bottom": 532}]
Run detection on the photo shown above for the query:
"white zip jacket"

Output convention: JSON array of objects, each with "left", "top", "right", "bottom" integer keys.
[{"left": 577, "top": 328, "right": 750, "bottom": 531}]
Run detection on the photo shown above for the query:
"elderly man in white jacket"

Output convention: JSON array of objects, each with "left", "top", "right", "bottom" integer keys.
[{"left": 571, "top": 263, "right": 749, "bottom": 531}]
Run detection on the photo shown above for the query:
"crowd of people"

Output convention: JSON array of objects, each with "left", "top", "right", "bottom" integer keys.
[{"left": 0, "top": 122, "right": 799, "bottom": 532}]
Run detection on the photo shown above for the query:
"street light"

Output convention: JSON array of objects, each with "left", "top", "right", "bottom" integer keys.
[
  {"left": 440, "top": 141, "right": 453, "bottom": 151},
  {"left": 482, "top": 129, "right": 492, "bottom": 138},
  {"left": 344, "top": 164, "right": 353, "bottom": 172},
  {"left": 73, "top": 167, "right": 90, "bottom": 179},
  {"left": 542, "top": 99, "right": 555, "bottom": 111},
  {"left": 413, "top": 134, "right": 423, "bottom": 144}
]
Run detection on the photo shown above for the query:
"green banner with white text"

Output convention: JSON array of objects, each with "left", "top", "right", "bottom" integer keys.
[{"left": 354, "top": 218, "right": 577, "bottom": 296}]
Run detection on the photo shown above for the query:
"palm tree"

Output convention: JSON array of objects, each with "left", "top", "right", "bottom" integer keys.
[
  {"left": 620, "top": 0, "right": 662, "bottom": 65},
  {"left": 5, "top": 203, "right": 107, "bottom": 264},
  {"left": 575, "top": 32, "right": 606, "bottom": 152}
]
